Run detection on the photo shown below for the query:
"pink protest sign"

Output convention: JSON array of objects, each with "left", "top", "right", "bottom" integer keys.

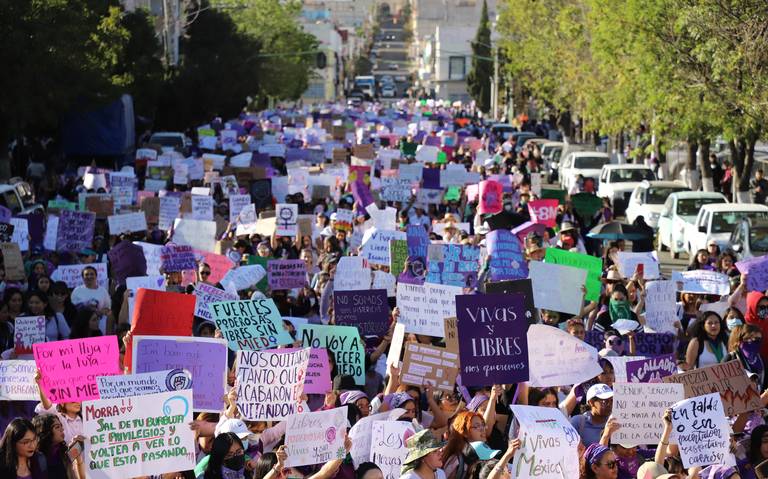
[
  {"left": 277, "top": 347, "right": 332, "bottom": 394},
  {"left": 528, "top": 199, "right": 559, "bottom": 228},
  {"left": 33, "top": 336, "right": 120, "bottom": 403},
  {"left": 194, "top": 250, "right": 235, "bottom": 284},
  {"left": 478, "top": 180, "right": 503, "bottom": 214}
]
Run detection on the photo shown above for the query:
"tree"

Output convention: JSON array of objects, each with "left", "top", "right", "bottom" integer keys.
[
  {"left": 155, "top": 4, "right": 264, "bottom": 129},
  {"left": 467, "top": 0, "right": 493, "bottom": 113}
]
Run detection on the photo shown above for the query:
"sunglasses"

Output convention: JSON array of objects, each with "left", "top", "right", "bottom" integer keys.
[
  {"left": 600, "top": 461, "right": 617, "bottom": 469},
  {"left": 200, "top": 271, "right": 211, "bottom": 276},
  {"left": 608, "top": 338, "right": 623, "bottom": 345}
]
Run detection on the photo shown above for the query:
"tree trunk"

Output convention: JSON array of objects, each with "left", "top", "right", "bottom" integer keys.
[
  {"left": 731, "top": 136, "right": 758, "bottom": 203},
  {"left": 699, "top": 138, "right": 714, "bottom": 192},
  {"left": 686, "top": 139, "right": 700, "bottom": 191},
  {"left": 656, "top": 138, "right": 669, "bottom": 180}
]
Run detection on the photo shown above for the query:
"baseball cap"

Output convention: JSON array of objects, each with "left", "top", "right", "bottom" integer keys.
[
  {"left": 586, "top": 383, "right": 613, "bottom": 402},
  {"left": 470, "top": 442, "right": 501, "bottom": 460},
  {"left": 215, "top": 418, "right": 250, "bottom": 439}
]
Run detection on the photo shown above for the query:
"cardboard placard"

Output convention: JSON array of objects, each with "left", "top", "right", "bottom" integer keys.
[{"left": 401, "top": 343, "right": 459, "bottom": 391}]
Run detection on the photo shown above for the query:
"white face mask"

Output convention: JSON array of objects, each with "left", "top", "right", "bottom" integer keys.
[{"left": 247, "top": 433, "right": 261, "bottom": 444}]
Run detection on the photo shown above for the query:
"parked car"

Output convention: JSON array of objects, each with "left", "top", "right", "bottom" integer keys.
[
  {"left": 540, "top": 141, "right": 564, "bottom": 182},
  {"left": 149, "top": 132, "right": 190, "bottom": 154},
  {"left": 560, "top": 151, "right": 611, "bottom": 192},
  {"left": 730, "top": 218, "right": 768, "bottom": 260},
  {"left": 380, "top": 84, "right": 396, "bottom": 98},
  {"left": 597, "top": 164, "right": 656, "bottom": 215},
  {"left": 685, "top": 203, "right": 768, "bottom": 256},
  {"left": 491, "top": 123, "right": 516, "bottom": 142},
  {"left": 657, "top": 191, "right": 728, "bottom": 258},
  {"left": 0, "top": 180, "right": 43, "bottom": 215},
  {"left": 624, "top": 181, "right": 690, "bottom": 228}
]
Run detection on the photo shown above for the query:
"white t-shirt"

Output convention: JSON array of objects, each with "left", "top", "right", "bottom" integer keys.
[
  {"left": 400, "top": 469, "right": 446, "bottom": 479},
  {"left": 71, "top": 285, "right": 111, "bottom": 310}
]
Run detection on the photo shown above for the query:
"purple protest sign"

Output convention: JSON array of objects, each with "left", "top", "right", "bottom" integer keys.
[
  {"left": 16, "top": 213, "right": 44, "bottom": 250},
  {"left": 736, "top": 256, "right": 768, "bottom": 292},
  {"left": 456, "top": 293, "right": 531, "bottom": 386},
  {"left": 107, "top": 241, "right": 147, "bottom": 286},
  {"left": 584, "top": 330, "right": 676, "bottom": 357},
  {"left": 334, "top": 289, "right": 390, "bottom": 337},
  {"left": 351, "top": 179, "right": 375, "bottom": 209},
  {"left": 399, "top": 224, "right": 429, "bottom": 285},
  {"left": 486, "top": 230, "right": 528, "bottom": 281},
  {"left": 134, "top": 336, "right": 228, "bottom": 412},
  {"left": 422, "top": 168, "right": 441, "bottom": 189},
  {"left": 511, "top": 221, "right": 547, "bottom": 245},
  {"left": 267, "top": 259, "right": 307, "bottom": 289},
  {"left": 0, "top": 206, "right": 11, "bottom": 223},
  {"left": 426, "top": 244, "right": 481, "bottom": 289},
  {"left": 160, "top": 244, "right": 197, "bottom": 272},
  {"left": 626, "top": 354, "right": 677, "bottom": 383},
  {"left": 56, "top": 210, "right": 95, "bottom": 252},
  {"left": 278, "top": 347, "right": 332, "bottom": 394},
  {"left": 423, "top": 135, "right": 441, "bottom": 147}
]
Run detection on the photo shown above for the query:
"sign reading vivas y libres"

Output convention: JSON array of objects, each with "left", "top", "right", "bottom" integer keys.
[{"left": 455, "top": 293, "right": 530, "bottom": 386}]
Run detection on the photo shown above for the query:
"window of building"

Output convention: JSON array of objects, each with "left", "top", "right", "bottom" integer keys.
[{"left": 448, "top": 56, "right": 466, "bottom": 80}]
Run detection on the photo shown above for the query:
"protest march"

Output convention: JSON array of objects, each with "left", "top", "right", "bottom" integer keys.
[{"left": 1, "top": 98, "right": 766, "bottom": 479}]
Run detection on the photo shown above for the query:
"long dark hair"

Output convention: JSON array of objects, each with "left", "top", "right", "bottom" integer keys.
[
  {"left": 0, "top": 418, "right": 40, "bottom": 477},
  {"left": 31, "top": 414, "right": 64, "bottom": 455},
  {"left": 252, "top": 451, "right": 278, "bottom": 479},
  {"left": 691, "top": 311, "right": 728, "bottom": 347},
  {"left": 24, "top": 290, "right": 53, "bottom": 317},
  {"left": 204, "top": 432, "right": 243, "bottom": 479},
  {"left": 69, "top": 306, "right": 101, "bottom": 340},
  {"left": 750, "top": 425, "right": 768, "bottom": 464}
]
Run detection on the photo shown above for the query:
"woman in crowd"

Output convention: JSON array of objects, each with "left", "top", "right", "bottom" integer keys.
[
  {"left": 0, "top": 418, "right": 44, "bottom": 478},
  {"left": 684, "top": 312, "right": 728, "bottom": 370},
  {"left": 25, "top": 291, "right": 70, "bottom": 342},
  {"left": 31, "top": 414, "right": 83, "bottom": 479}
]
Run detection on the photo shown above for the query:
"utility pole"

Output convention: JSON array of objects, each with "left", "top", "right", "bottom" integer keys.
[{"left": 491, "top": 46, "right": 499, "bottom": 120}]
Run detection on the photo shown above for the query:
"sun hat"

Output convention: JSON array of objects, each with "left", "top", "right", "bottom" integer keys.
[
  {"left": 402, "top": 430, "right": 446, "bottom": 465},
  {"left": 586, "top": 383, "right": 614, "bottom": 402},
  {"left": 636, "top": 461, "right": 669, "bottom": 479}
]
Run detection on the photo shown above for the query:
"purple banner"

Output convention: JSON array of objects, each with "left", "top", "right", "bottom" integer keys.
[
  {"left": 351, "top": 179, "right": 375, "bottom": 209},
  {"left": 456, "top": 293, "right": 530, "bottom": 386},
  {"left": 626, "top": 354, "right": 677, "bottom": 383},
  {"left": 16, "top": 213, "right": 44, "bottom": 250},
  {"left": 134, "top": 337, "right": 227, "bottom": 412},
  {"left": 423, "top": 135, "right": 441, "bottom": 147},
  {"left": 398, "top": 225, "right": 429, "bottom": 284},
  {"left": 584, "top": 330, "right": 676, "bottom": 357},
  {"left": 736, "top": 256, "right": 768, "bottom": 292},
  {"left": 267, "top": 259, "right": 306, "bottom": 289},
  {"left": 56, "top": 210, "right": 95, "bottom": 252},
  {"left": 486, "top": 230, "right": 528, "bottom": 281},
  {"left": 160, "top": 244, "right": 197, "bottom": 272},
  {"left": 333, "top": 289, "right": 390, "bottom": 337}
]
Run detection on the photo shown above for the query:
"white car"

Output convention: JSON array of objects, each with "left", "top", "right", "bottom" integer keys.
[
  {"left": 597, "top": 164, "right": 656, "bottom": 214},
  {"left": 685, "top": 203, "right": 768, "bottom": 257},
  {"left": 559, "top": 151, "right": 610, "bottom": 192},
  {"left": 380, "top": 84, "right": 396, "bottom": 98},
  {"left": 730, "top": 218, "right": 768, "bottom": 260},
  {"left": 625, "top": 181, "right": 690, "bottom": 228},
  {"left": 657, "top": 191, "right": 727, "bottom": 258}
]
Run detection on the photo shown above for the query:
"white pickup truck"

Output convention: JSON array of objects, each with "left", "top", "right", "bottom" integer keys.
[{"left": 685, "top": 203, "right": 768, "bottom": 256}]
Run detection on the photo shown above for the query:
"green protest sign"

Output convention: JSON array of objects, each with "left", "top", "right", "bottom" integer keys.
[
  {"left": 389, "top": 239, "right": 408, "bottom": 277},
  {"left": 299, "top": 324, "right": 364, "bottom": 385},
  {"left": 571, "top": 193, "right": 603, "bottom": 220},
  {"left": 544, "top": 248, "right": 603, "bottom": 302},
  {"left": 247, "top": 255, "right": 270, "bottom": 292},
  {"left": 401, "top": 142, "right": 418, "bottom": 157},
  {"left": 47, "top": 199, "right": 77, "bottom": 211},
  {"left": 541, "top": 188, "right": 567, "bottom": 205},
  {"left": 444, "top": 186, "right": 461, "bottom": 202}
]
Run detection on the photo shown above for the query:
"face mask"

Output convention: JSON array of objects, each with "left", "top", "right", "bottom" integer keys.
[
  {"left": 247, "top": 432, "right": 261, "bottom": 444},
  {"left": 727, "top": 318, "right": 743, "bottom": 331},
  {"left": 223, "top": 453, "right": 245, "bottom": 471},
  {"left": 759, "top": 306, "right": 768, "bottom": 319},
  {"left": 504, "top": 203, "right": 513, "bottom": 212},
  {"left": 562, "top": 237, "right": 575, "bottom": 249},
  {"left": 609, "top": 298, "right": 632, "bottom": 321},
  {"left": 741, "top": 340, "right": 762, "bottom": 359}
]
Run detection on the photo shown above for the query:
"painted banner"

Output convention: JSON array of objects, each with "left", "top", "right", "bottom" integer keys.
[
  {"left": 510, "top": 405, "right": 580, "bottom": 479},
  {"left": 33, "top": 336, "right": 120, "bottom": 403},
  {"left": 370, "top": 421, "right": 416, "bottom": 479},
  {"left": 0, "top": 360, "right": 40, "bottom": 401},
  {"left": 209, "top": 299, "right": 293, "bottom": 351},
  {"left": 160, "top": 244, "right": 197, "bottom": 273},
  {"left": 285, "top": 406, "right": 348, "bottom": 467},
  {"left": 396, "top": 282, "right": 461, "bottom": 337},
  {"left": 14, "top": 316, "right": 45, "bottom": 355},
  {"left": 401, "top": 343, "right": 459, "bottom": 391},
  {"left": 56, "top": 210, "right": 96, "bottom": 252},
  {"left": 527, "top": 324, "right": 602, "bottom": 387},
  {"left": 133, "top": 336, "right": 227, "bottom": 412},
  {"left": 671, "top": 270, "right": 730, "bottom": 296},
  {"left": 612, "top": 382, "right": 685, "bottom": 447},
  {"left": 96, "top": 369, "right": 192, "bottom": 399},
  {"left": 544, "top": 248, "right": 602, "bottom": 302},
  {"left": 486, "top": 229, "right": 528, "bottom": 281},
  {"left": 662, "top": 360, "right": 761, "bottom": 416},
  {"left": 456, "top": 293, "right": 530, "bottom": 386},
  {"left": 527, "top": 199, "right": 558, "bottom": 228},
  {"left": 83, "top": 389, "right": 196, "bottom": 479},
  {"left": 267, "top": 260, "right": 307, "bottom": 289},
  {"left": 299, "top": 324, "right": 365, "bottom": 385},
  {"left": 361, "top": 228, "right": 406, "bottom": 266},
  {"left": 671, "top": 393, "right": 735, "bottom": 468},
  {"left": 193, "top": 283, "right": 238, "bottom": 321},
  {"left": 334, "top": 289, "right": 390, "bottom": 337},
  {"left": 616, "top": 251, "right": 660, "bottom": 279},
  {"left": 644, "top": 281, "right": 678, "bottom": 334},
  {"left": 426, "top": 243, "right": 481, "bottom": 288},
  {"left": 528, "top": 261, "right": 587, "bottom": 315},
  {"left": 626, "top": 354, "right": 677, "bottom": 383},
  {"left": 478, "top": 180, "right": 503, "bottom": 214},
  {"left": 235, "top": 348, "right": 310, "bottom": 420}
]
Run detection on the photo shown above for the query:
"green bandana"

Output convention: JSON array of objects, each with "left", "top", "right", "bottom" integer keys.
[{"left": 609, "top": 298, "right": 632, "bottom": 322}]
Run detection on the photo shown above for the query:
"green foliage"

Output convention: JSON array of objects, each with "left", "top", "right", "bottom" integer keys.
[{"left": 467, "top": 0, "right": 493, "bottom": 113}]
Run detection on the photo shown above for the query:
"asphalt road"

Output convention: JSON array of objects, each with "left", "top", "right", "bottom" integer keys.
[{"left": 372, "top": 16, "right": 412, "bottom": 98}]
